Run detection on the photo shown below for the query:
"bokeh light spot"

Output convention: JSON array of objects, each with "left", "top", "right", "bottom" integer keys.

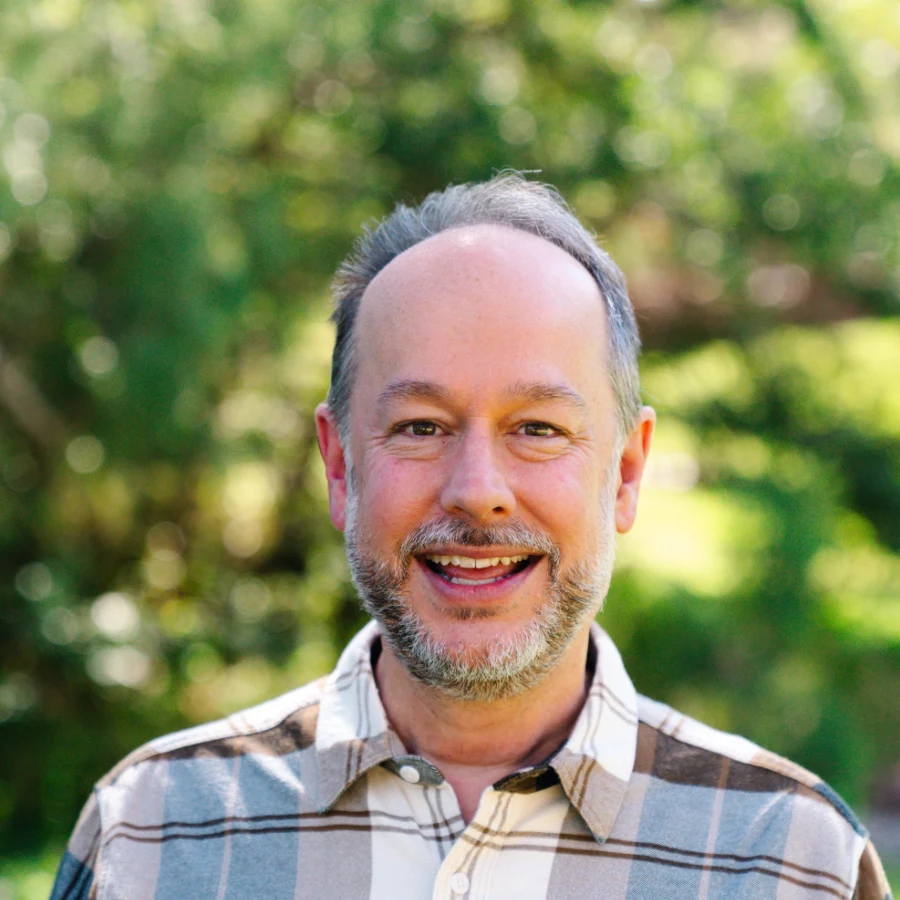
[
  {"left": 79, "top": 336, "right": 119, "bottom": 377},
  {"left": 66, "top": 435, "right": 105, "bottom": 474},
  {"left": 91, "top": 592, "right": 141, "bottom": 641},
  {"left": 15, "top": 562, "right": 53, "bottom": 602}
]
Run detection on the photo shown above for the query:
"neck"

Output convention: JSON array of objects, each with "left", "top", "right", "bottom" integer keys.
[{"left": 374, "top": 625, "right": 592, "bottom": 822}]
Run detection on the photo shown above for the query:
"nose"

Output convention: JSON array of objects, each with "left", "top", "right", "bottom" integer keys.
[{"left": 440, "top": 424, "right": 515, "bottom": 522}]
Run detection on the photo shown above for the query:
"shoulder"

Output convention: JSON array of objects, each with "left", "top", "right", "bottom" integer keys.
[
  {"left": 98, "top": 675, "right": 328, "bottom": 793},
  {"left": 87, "top": 621, "right": 383, "bottom": 821},
  {"left": 636, "top": 693, "right": 864, "bottom": 832},
  {"left": 634, "top": 694, "right": 875, "bottom": 883},
  {"left": 613, "top": 696, "right": 894, "bottom": 899},
  {"left": 51, "top": 676, "right": 331, "bottom": 900}
]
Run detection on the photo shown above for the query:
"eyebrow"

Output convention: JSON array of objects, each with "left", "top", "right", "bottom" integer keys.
[
  {"left": 505, "top": 380, "right": 587, "bottom": 413},
  {"left": 376, "top": 380, "right": 453, "bottom": 413},
  {"left": 375, "top": 379, "right": 586, "bottom": 413}
]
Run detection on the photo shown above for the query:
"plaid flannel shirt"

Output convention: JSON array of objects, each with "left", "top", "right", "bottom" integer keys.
[{"left": 52, "top": 621, "right": 892, "bottom": 900}]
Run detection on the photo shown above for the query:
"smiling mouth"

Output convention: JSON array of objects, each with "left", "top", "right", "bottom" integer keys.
[{"left": 420, "top": 553, "right": 539, "bottom": 586}]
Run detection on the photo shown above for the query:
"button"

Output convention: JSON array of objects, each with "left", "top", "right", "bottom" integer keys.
[
  {"left": 398, "top": 765, "right": 421, "bottom": 784},
  {"left": 449, "top": 872, "right": 470, "bottom": 894}
]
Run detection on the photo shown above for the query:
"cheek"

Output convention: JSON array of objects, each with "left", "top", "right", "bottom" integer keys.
[
  {"left": 516, "top": 461, "right": 606, "bottom": 542},
  {"left": 359, "top": 459, "right": 442, "bottom": 536}
]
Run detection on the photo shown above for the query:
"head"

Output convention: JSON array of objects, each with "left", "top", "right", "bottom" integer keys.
[
  {"left": 327, "top": 173, "right": 642, "bottom": 451},
  {"left": 316, "top": 175, "right": 653, "bottom": 702}
]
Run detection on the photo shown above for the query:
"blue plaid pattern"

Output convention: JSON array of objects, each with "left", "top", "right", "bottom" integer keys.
[{"left": 51, "top": 622, "right": 892, "bottom": 899}]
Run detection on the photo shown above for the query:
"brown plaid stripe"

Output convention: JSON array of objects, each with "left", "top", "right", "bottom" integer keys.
[{"left": 51, "top": 622, "right": 893, "bottom": 900}]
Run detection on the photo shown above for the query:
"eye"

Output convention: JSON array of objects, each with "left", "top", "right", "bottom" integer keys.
[
  {"left": 520, "top": 422, "right": 561, "bottom": 438},
  {"left": 400, "top": 421, "right": 439, "bottom": 437}
]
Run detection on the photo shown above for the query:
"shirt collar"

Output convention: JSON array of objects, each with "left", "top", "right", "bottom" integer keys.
[
  {"left": 547, "top": 623, "right": 639, "bottom": 841},
  {"left": 313, "top": 620, "right": 638, "bottom": 842}
]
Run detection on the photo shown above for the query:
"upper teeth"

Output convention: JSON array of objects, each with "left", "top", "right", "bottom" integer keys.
[{"left": 425, "top": 554, "right": 529, "bottom": 569}]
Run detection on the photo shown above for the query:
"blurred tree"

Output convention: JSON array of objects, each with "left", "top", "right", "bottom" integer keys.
[{"left": 0, "top": 0, "right": 898, "bottom": 884}]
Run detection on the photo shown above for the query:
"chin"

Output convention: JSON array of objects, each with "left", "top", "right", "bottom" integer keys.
[{"left": 378, "top": 606, "right": 574, "bottom": 702}]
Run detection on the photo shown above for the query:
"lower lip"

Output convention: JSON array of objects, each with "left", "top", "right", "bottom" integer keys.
[{"left": 416, "top": 557, "right": 541, "bottom": 603}]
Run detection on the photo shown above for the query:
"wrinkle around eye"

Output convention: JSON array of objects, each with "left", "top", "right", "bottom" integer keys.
[
  {"left": 377, "top": 424, "right": 451, "bottom": 458},
  {"left": 507, "top": 432, "right": 573, "bottom": 461}
]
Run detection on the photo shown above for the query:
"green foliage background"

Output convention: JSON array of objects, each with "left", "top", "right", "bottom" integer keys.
[{"left": 1, "top": 0, "right": 899, "bottom": 891}]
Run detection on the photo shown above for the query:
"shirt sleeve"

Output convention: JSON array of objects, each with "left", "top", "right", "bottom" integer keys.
[
  {"left": 854, "top": 837, "right": 894, "bottom": 900},
  {"left": 50, "top": 791, "right": 102, "bottom": 900}
]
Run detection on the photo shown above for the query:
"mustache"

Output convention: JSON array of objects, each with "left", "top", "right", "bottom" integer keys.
[{"left": 397, "top": 518, "right": 561, "bottom": 577}]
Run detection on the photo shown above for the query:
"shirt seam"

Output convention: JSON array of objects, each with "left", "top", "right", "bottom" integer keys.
[{"left": 100, "top": 693, "right": 324, "bottom": 791}]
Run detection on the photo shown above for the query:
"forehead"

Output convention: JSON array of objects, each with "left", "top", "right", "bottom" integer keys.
[{"left": 353, "top": 224, "right": 611, "bottom": 409}]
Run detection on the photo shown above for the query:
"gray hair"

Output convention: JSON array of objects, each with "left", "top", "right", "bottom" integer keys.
[{"left": 327, "top": 172, "right": 641, "bottom": 442}]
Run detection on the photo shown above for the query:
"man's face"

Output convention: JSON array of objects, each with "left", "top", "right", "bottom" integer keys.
[{"left": 317, "top": 225, "right": 652, "bottom": 700}]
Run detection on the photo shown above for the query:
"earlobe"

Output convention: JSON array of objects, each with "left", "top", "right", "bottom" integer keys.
[
  {"left": 315, "top": 403, "right": 349, "bottom": 532},
  {"left": 614, "top": 406, "right": 655, "bottom": 534}
]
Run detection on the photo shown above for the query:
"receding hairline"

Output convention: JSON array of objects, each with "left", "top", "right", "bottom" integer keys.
[
  {"left": 366, "top": 220, "right": 593, "bottom": 273},
  {"left": 355, "top": 221, "right": 611, "bottom": 325}
]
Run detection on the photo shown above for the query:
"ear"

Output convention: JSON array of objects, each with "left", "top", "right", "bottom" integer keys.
[
  {"left": 315, "top": 403, "right": 349, "bottom": 532},
  {"left": 614, "top": 406, "right": 655, "bottom": 534}
]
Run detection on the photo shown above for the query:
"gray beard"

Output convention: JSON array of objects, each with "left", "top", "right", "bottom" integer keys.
[{"left": 343, "top": 483, "right": 617, "bottom": 702}]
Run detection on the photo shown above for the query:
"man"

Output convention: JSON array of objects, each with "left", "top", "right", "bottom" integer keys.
[{"left": 52, "top": 175, "right": 891, "bottom": 899}]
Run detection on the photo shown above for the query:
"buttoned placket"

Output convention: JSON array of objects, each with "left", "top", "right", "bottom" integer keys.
[
  {"left": 334, "top": 623, "right": 637, "bottom": 899},
  {"left": 432, "top": 785, "right": 504, "bottom": 900},
  {"left": 386, "top": 757, "right": 571, "bottom": 900}
]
